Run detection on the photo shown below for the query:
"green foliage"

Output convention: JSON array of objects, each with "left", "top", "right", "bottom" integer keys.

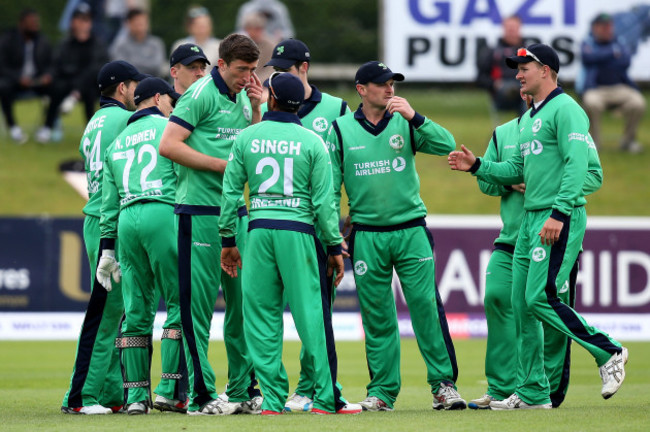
[{"left": 1, "top": 339, "right": 649, "bottom": 431}]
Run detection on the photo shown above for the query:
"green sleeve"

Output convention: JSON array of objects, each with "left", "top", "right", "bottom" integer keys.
[
  {"left": 219, "top": 138, "right": 247, "bottom": 241},
  {"left": 477, "top": 131, "right": 510, "bottom": 197},
  {"left": 310, "top": 139, "right": 343, "bottom": 247},
  {"left": 99, "top": 144, "right": 120, "bottom": 240},
  {"left": 413, "top": 115, "right": 456, "bottom": 155},
  {"left": 474, "top": 152, "right": 524, "bottom": 186},
  {"left": 170, "top": 83, "right": 207, "bottom": 129},
  {"left": 554, "top": 105, "right": 589, "bottom": 215},
  {"left": 325, "top": 123, "right": 343, "bottom": 219},
  {"left": 584, "top": 135, "right": 603, "bottom": 196}
]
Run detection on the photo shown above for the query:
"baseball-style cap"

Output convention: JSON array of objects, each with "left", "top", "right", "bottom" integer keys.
[
  {"left": 170, "top": 43, "right": 210, "bottom": 68},
  {"left": 266, "top": 72, "right": 304, "bottom": 108},
  {"left": 355, "top": 61, "right": 405, "bottom": 85},
  {"left": 265, "top": 39, "right": 311, "bottom": 69},
  {"left": 505, "top": 43, "right": 560, "bottom": 73},
  {"left": 134, "top": 77, "right": 181, "bottom": 105},
  {"left": 97, "top": 60, "right": 148, "bottom": 90},
  {"left": 592, "top": 13, "right": 613, "bottom": 25},
  {"left": 72, "top": 2, "right": 92, "bottom": 19}
]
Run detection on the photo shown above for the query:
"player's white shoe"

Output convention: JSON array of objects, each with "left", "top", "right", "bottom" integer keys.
[
  {"left": 433, "top": 382, "right": 467, "bottom": 410},
  {"left": 336, "top": 402, "right": 363, "bottom": 414},
  {"left": 187, "top": 398, "right": 242, "bottom": 415},
  {"left": 10, "top": 126, "right": 27, "bottom": 145},
  {"left": 61, "top": 404, "right": 113, "bottom": 415},
  {"left": 153, "top": 394, "right": 188, "bottom": 413},
  {"left": 489, "top": 394, "right": 551, "bottom": 410},
  {"left": 358, "top": 396, "right": 393, "bottom": 411},
  {"left": 35, "top": 127, "right": 52, "bottom": 144},
  {"left": 127, "top": 402, "right": 150, "bottom": 415},
  {"left": 241, "top": 395, "right": 263, "bottom": 414},
  {"left": 468, "top": 393, "right": 496, "bottom": 410},
  {"left": 600, "top": 347, "right": 628, "bottom": 399},
  {"left": 284, "top": 393, "right": 313, "bottom": 412}
]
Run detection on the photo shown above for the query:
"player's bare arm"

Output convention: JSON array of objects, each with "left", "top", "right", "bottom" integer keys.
[
  {"left": 160, "top": 122, "right": 228, "bottom": 173},
  {"left": 539, "top": 217, "right": 563, "bottom": 246},
  {"left": 386, "top": 96, "right": 415, "bottom": 120},
  {"left": 221, "top": 247, "right": 242, "bottom": 278},
  {"left": 448, "top": 144, "right": 477, "bottom": 171}
]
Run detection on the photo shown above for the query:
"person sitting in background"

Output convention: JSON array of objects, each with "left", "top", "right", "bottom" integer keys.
[
  {"left": 170, "top": 5, "right": 221, "bottom": 70},
  {"left": 235, "top": 0, "right": 294, "bottom": 42},
  {"left": 241, "top": 12, "right": 274, "bottom": 83},
  {"left": 109, "top": 8, "right": 166, "bottom": 77},
  {"left": 0, "top": 8, "right": 53, "bottom": 144},
  {"left": 476, "top": 15, "right": 526, "bottom": 115},
  {"left": 577, "top": 13, "right": 646, "bottom": 153},
  {"left": 36, "top": 3, "right": 108, "bottom": 144}
]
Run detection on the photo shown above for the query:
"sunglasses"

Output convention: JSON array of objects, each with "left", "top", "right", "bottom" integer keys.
[{"left": 517, "top": 48, "right": 546, "bottom": 68}]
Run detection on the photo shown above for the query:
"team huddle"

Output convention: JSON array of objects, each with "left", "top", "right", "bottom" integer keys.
[{"left": 60, "top": 33, "right": 628, "bottom": 416}]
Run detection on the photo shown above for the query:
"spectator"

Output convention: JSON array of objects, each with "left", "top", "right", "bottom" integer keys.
[
  {"left": 0, "top": 8, "right": 52, "bottom": 144},
  {"left": 170, "top": 6, "right": 221, "bottom": 70},
  {"left": 477, "top": 15, "right": 526, "bottom": 115},
  {"left": 109, "top": 8, "right": 166, "bottom": 77},
  {"left": 578, "top": 13, "right": 646, "bottom": 153},
  {"left": 36, "top": 3, "right": 108, "bottom": 144},
  {"left": 241, "top": 13, "right": 274, "bottom": 83},
  {"left": 235, "top": 0, "right": 294, "bottom": 42}
]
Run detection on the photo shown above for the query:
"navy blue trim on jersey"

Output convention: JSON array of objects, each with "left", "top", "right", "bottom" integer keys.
[
  {"left": 66, "top": 243, "right": 112, "bottom": 408},
  {"left": 550, "top": 255, "right": 579, "bottom": 408},
  {"left": 313, "top": 236, "right": 345, "bottom": 411},
  {"left": 262, "top": 110, "right": 302, "bottom": 125},
  {"left": 100, "top": 237, "right": 116, "bottom": 250},
  {"left": 211, "top": 67, "right": 237, "bottom": 103},
  {"left": 492, "top": 130, "right": 499, "bottom": 159},
  {"left": 327, "top": 244, "right": 342, "bottom": 256},
  {"left": 469, "top": 158, "right": 482, "bottom": 174},
  {"left": 169, "top": 115, "right": 195, "bottom": 132},
  {"left": 340, "top": 100, "right": 348, "bottom": 116},
  {"left": 237, "top": 206, "right": 248, "bottom": 217},
  {"left": 354, "top": 104, "right": 394, "bottom": 136},
  {"left": 543, "top": 215, "right": 621, "bottom": 356},
  {"left": 409, "top": 123, "right": 417, "bottom": 155},
  {"left": 99, "top": 96, "right": 127, "bottom": 109},
  {"left": 248, "top": 218, "right": 316, "bottom": 236},
  {"left": 222, "top": 236, "right": 236, "bottom": 248},
  {"left": 127, "top": 106, "right": 164, "bottom": 125},
  {"left": 174, "top": 204, "right": 220, "bottom": 215},
  {"left": 177, "top": 214, "right": 211, "bottom": 408},
  {"left": 409, "top": 112, "right": 425, "bottom": 129},
  {"left": 529, "top": 87, "right": 564, "bottom": 117},
  {"left": 424, "top": 226, "right": 459, "bottom": 382},
  {"left": 332, "top": 121, "right": 344, "bottom": 169},
  {"left": 550, "top": 208, "right": 570, "bottom": 223},
  {"left": 297, "top": 85, "right": 322, "bottom": 118},
  {"left": 494, "top": 242, "right": 515, "bottom": 254},
  {"left": 354, "top": 217, "right": 426, "bottom": 232}
]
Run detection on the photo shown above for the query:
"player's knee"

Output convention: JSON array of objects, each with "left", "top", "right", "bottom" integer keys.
[{"left": 524, "top": 288, "right": 549, "bottom": 314}]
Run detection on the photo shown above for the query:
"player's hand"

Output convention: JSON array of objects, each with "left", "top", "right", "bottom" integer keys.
[
  {"left": 539, "top": 217, "right": 563, "bottom": 246},
  {"left": 246, "top": 72, "right": 263, "bottom": 108},
  {"left": 386, "top": 96, "right": 415, "bottom": 121},
  {"left": 341, "top": 215, "right": 352, "bottom": 241},
  {"left": 448, "top": 145, "right": 477, "bottom": 171},
  {"left": 328, "top": 254, "right": 345, "bottom": 287},
  {"left": 511, "top": 183, "right": 526, "bottom": 194},
  {"left": 96, "top": 249, "right": 121, "bottom": 292},
  {"left": 221, "top": 247, "right": 242, "bottom": 278}
]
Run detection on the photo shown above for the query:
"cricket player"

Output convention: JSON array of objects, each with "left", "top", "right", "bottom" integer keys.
[
  {"left": 61, "top": 61, "right": 146, "bottom": 415},
  {"left": 263, "top": 38, "right": 353, "bottom": 413},
  {"left": 468, "top": 91, "right": 605, "bottom": 409},
  {"left": 448, "top": 44, "right": 627, "bottom": 409},
  {"left": 170, "top": 43, "right": 210, "bottom": 94},
  {"left": 97, "top": 77, "right": 182, "bottom": 415},
  {"left": 219, "top": 72, "right": 359, "bottom": 415},
  {"left": 327, "top": 61, "right": 466, "bottom": 411},
  {"left": 159, "top": 33, "right": 263, "bottom": 415}
]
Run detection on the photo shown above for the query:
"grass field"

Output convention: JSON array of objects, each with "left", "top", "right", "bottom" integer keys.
[
  {"left": 1, "top": 339, "right": 649, "bottom": 431},
  {"left": 1, "top": 86, "right": 649, "bottom": 216}
]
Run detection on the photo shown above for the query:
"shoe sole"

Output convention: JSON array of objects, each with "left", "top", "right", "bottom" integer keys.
[
  {"left": 153, "top": 401, "right": 187, "bottom": 413},
  {"left": 468, "top": 402, "right": 491, "bottom": 410},
  {"left": 433, "top": 401, "right": 467, "bottom": 410},
  {"left": 602, "top": 347, "right": 629, "bottom": 400}
]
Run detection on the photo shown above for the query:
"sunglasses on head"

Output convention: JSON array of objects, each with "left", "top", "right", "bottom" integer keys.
[{"left": 517, "top": 48, "right": 546, "bottom": 68}]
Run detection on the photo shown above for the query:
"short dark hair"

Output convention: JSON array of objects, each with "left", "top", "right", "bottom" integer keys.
[
  {"left": 19, "top": 8, "right": 38, "bottom": 22},
  {"left": 126, "top": 8, "right": 146, "bottom": 21},
  {"left": 219, "top": 33, "right": 260, "bottom": 65},
  {"left": 101, "top": 79, "right": 133, "bottom": 97}
]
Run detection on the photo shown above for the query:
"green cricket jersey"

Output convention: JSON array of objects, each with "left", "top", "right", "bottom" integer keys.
[
  {"left": 100, "top": 107, "right": 176, "bottom": 239},
  {"left": 219, "top": 111, "right": 342, "bottom": 247},
  {"left": 80, "top": 97, "right": 133, "bottom": 217},
  {"left": 478, "top": 115, "right": 603, "bottom": 247},
  {"left": 168, "top": 68, "right": 253, "bottom": 209},
  {"left": 474, "top": 89, "right": 591, "bottom": 217},
  {"left": 262, "top": 85, "right": 349, "bottom": 140},
  {"left": 327, "top": 107, "right": 456, "bottom": 226}
]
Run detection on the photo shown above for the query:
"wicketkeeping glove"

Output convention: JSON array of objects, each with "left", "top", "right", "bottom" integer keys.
[{"left": 96, "top": 249, "right": 121, "bottom": 292}]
